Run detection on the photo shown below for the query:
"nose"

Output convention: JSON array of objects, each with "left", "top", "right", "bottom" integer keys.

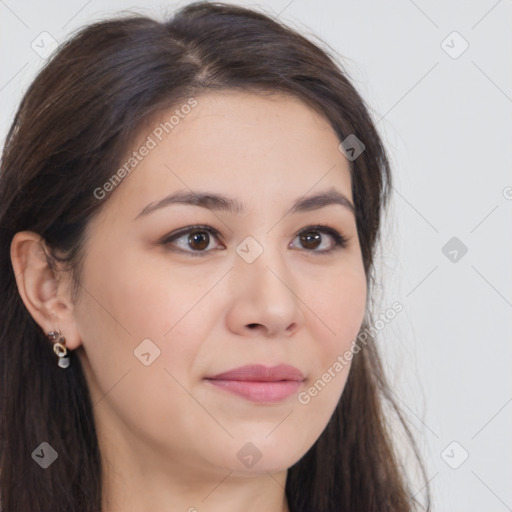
[{"left": 225, "top": 245, "right": 305, "bottom": 339}]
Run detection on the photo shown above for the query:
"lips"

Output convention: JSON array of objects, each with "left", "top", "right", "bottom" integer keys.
[{"left": 205, "top": 364, "right": 305, "bottom": 403}]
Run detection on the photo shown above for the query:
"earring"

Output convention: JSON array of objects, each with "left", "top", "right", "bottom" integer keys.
[{"left": 47, "top": 330, "right": 71, "bottom": 368}]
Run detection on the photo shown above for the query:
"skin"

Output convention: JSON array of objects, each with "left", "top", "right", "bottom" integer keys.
[{"left": 11, "top": 91, "right": 367, "bottom": 512}]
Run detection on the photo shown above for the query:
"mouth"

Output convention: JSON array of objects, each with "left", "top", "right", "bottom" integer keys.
[{"left": 204, "top": 364, "right": 305, "bottom": 403}]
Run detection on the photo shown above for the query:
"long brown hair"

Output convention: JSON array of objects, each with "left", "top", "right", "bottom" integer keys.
[{"left": 0, "top": 2, "right": 430, "bottom": 511}]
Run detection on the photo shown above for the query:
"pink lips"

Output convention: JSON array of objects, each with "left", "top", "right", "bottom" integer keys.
[{"left": 205, "top": 364, "right": 305, "bottom": 403}]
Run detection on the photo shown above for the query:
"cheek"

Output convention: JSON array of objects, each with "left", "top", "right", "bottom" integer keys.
[
  {"left": 79, "top": 242, "right": 208, "bottom": 337},
  {"left": 313, "top": 260, "right": 367, "bottom": 352},
  {"left": 73, "top": 253, "right": 213, "bottom": 452},
  {"left": 298, "top": 260, "right": 367, "bottom": 409},
  {"left": 74, "top": 246, "right": 224, "bottom": 393}
]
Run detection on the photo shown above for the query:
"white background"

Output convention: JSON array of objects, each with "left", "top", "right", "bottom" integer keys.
[{"left": 1, "top": 1, "right": 511, "bottom": 510}]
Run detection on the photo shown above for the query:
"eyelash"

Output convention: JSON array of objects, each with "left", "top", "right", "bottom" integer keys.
[{"left": 159, "top": 224, "right": 349, "bottom": 257}]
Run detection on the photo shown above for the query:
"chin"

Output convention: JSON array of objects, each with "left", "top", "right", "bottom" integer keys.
[{"left": 219, "top": 438, "right": 310, "bottom": 476}]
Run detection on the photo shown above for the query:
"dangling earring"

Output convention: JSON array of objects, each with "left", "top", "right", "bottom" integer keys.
[{"left": 47, "top": 330, "right": 71, "bottom": 368}]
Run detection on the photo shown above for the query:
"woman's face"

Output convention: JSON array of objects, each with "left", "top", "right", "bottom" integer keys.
[{"left": 72, "top": 91, "right": 367, "bottom": 477}]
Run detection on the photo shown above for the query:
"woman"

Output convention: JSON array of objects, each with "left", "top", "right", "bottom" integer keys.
[{"left": 0, "top": 2, "right": 429, "bottom": 511}]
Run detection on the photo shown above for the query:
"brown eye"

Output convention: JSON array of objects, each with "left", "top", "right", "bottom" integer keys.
[
  {"left": 300, "top": 231, "right": 322, "bottom": 250},
  {"left": 291, "top": 225, "right": 348, "bottom": 254},
  {"left": 188, "top": 231, "right": 210, "bottom": 250},
  {"left": 162, "top": 224, "right": 347, "bottom": 257},
  {"left": 160, "top": 225, "right": 224, "bottom": 256}
]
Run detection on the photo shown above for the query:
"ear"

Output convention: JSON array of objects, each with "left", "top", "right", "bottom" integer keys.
[{"left": 10, "top": 231, "right": 83, "bottom": 351}]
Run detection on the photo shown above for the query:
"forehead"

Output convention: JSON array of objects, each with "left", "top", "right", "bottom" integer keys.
[{"left": 102, "top": 91, "right": 352, "bottom": 218}]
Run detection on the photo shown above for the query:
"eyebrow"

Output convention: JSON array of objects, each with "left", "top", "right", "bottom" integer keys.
[{"left": 134, "top": 186, "right": 355, "bottom": 220}]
